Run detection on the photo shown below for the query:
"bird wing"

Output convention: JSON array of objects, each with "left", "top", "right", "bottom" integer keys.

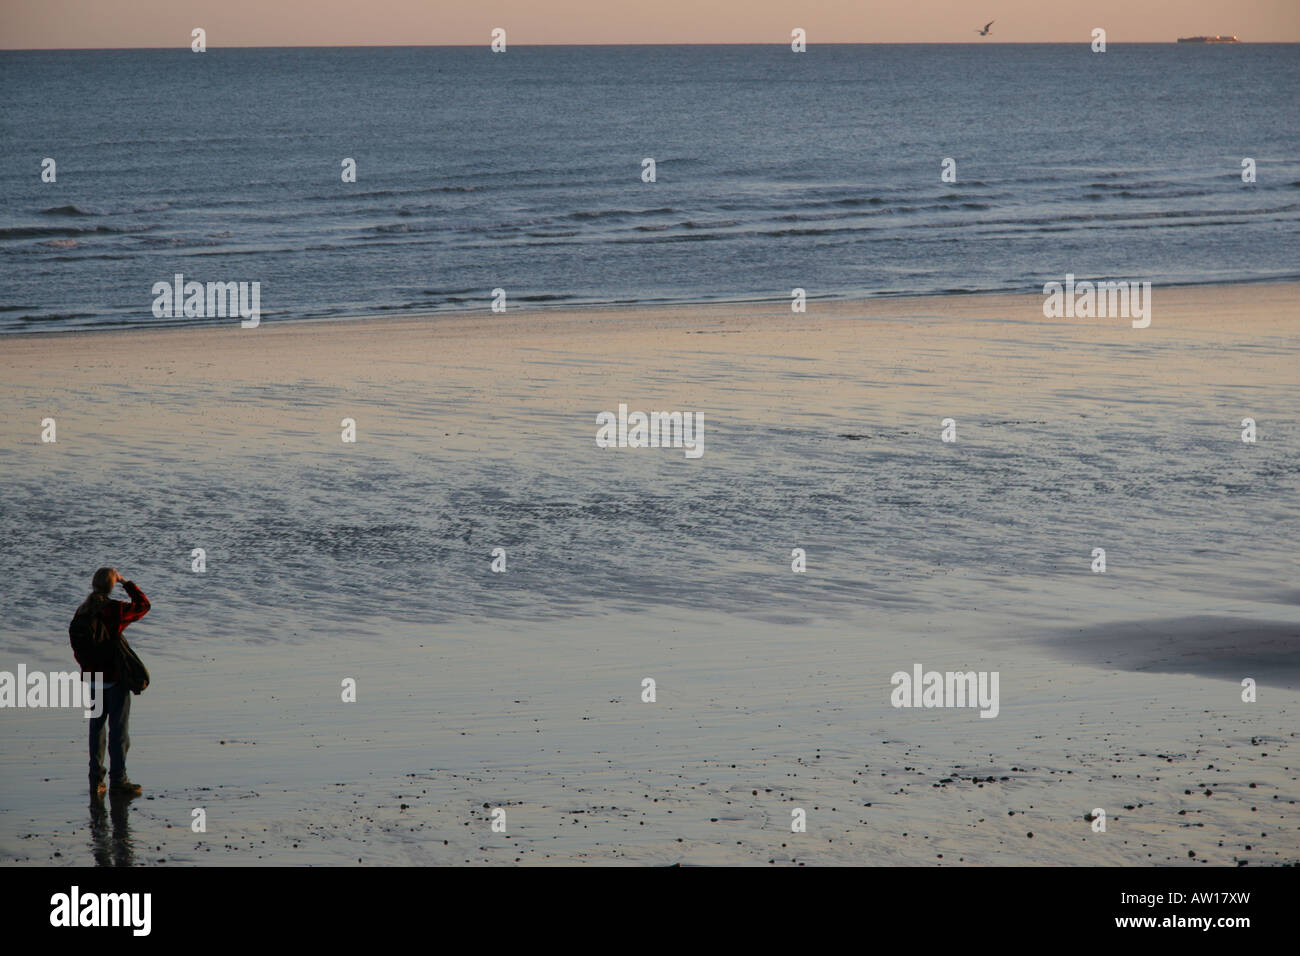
[{"left": 985, "top": 20, "right": 995, "bottom": 30}]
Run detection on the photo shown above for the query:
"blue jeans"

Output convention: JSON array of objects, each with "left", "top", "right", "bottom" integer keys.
[{"left": 88, "top": 682, "right": 131, "bottom": 785}]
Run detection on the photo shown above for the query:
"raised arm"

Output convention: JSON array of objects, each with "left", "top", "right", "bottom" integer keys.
[{"left": 114, "top": 580, "right": 151, "bottom": 628}]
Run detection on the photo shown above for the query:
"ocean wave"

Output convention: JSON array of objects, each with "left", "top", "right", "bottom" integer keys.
[
  {"left": 367, "top": 222, "right": 437, "bottom": 234},
  {"left": 0, "top": 223, "right": 158, "bottom": 240},
  {"left": 41, "top": 202, "right": 171, "bottom": 217},
  {"left": 303, "top": 184, "right": 485, "bottom": 203},
  {"left": 420, "top": 287, "right": 480, "bottom": 296},
  {"left": 137, "top": 235, "right": 226, "bottom": 247},
  {"left": 13, "top": 311, "right": 100, "bottom": 322},
  {"left": 566, "top": 207, "right": 675, "bottom": 221}
]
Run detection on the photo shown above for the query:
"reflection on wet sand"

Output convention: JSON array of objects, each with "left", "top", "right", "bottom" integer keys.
[{"left": 89, "top": 791, "right": 136, "bottom": 867}]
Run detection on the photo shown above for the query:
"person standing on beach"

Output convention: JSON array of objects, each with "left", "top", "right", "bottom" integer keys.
[{"left": 71, "top": 567, "right": 150, "bottom": 797}]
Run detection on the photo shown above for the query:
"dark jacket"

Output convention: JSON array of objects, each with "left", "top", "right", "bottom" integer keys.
[{"left": 79, "top": 582, "right": 150, "bottom": 681}]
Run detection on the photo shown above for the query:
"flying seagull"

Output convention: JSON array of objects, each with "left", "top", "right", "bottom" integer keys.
[{"left": 976, "top": 20, "right": 995, "bottom": 36}]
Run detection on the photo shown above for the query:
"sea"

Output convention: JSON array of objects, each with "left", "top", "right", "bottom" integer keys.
[{"left": 1, "top": 43, "right": 1297, "bottom": 333}]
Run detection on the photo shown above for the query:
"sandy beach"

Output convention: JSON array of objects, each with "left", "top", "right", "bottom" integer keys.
[{"left": 1, "top": 283, "right": 1297, "bottom": 866}]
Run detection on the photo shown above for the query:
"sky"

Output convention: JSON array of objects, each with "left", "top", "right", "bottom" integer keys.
[{"left": 1, "top": 0, "right": 1297, "bottom": 48}]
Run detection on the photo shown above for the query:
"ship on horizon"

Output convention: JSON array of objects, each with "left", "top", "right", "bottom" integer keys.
[{"left": 1177, "top": 34, "right": 1240, "bottom": 43}]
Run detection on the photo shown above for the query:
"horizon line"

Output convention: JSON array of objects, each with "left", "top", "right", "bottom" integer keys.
[{"left": 1, "top": 40, "right": 1285, "bottom": 52}]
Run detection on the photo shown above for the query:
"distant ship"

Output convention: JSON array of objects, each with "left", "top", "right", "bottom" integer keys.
[{"left": 1177, "top": 35, "right": 1240, "bottom": 43}]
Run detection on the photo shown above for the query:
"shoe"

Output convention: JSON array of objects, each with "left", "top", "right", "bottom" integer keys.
[{"left": 109, "top": 779, "right": 142, "bottom": 796}]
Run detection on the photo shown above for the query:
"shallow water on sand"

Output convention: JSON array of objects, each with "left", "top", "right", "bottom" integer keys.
[{"left": 1, "top": 300, "right": 1296, "bottom": 662}]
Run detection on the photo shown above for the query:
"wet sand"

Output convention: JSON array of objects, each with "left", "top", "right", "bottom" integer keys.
[{"left": 1, "top": 283, "right": 1297, "bottom": 865}]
